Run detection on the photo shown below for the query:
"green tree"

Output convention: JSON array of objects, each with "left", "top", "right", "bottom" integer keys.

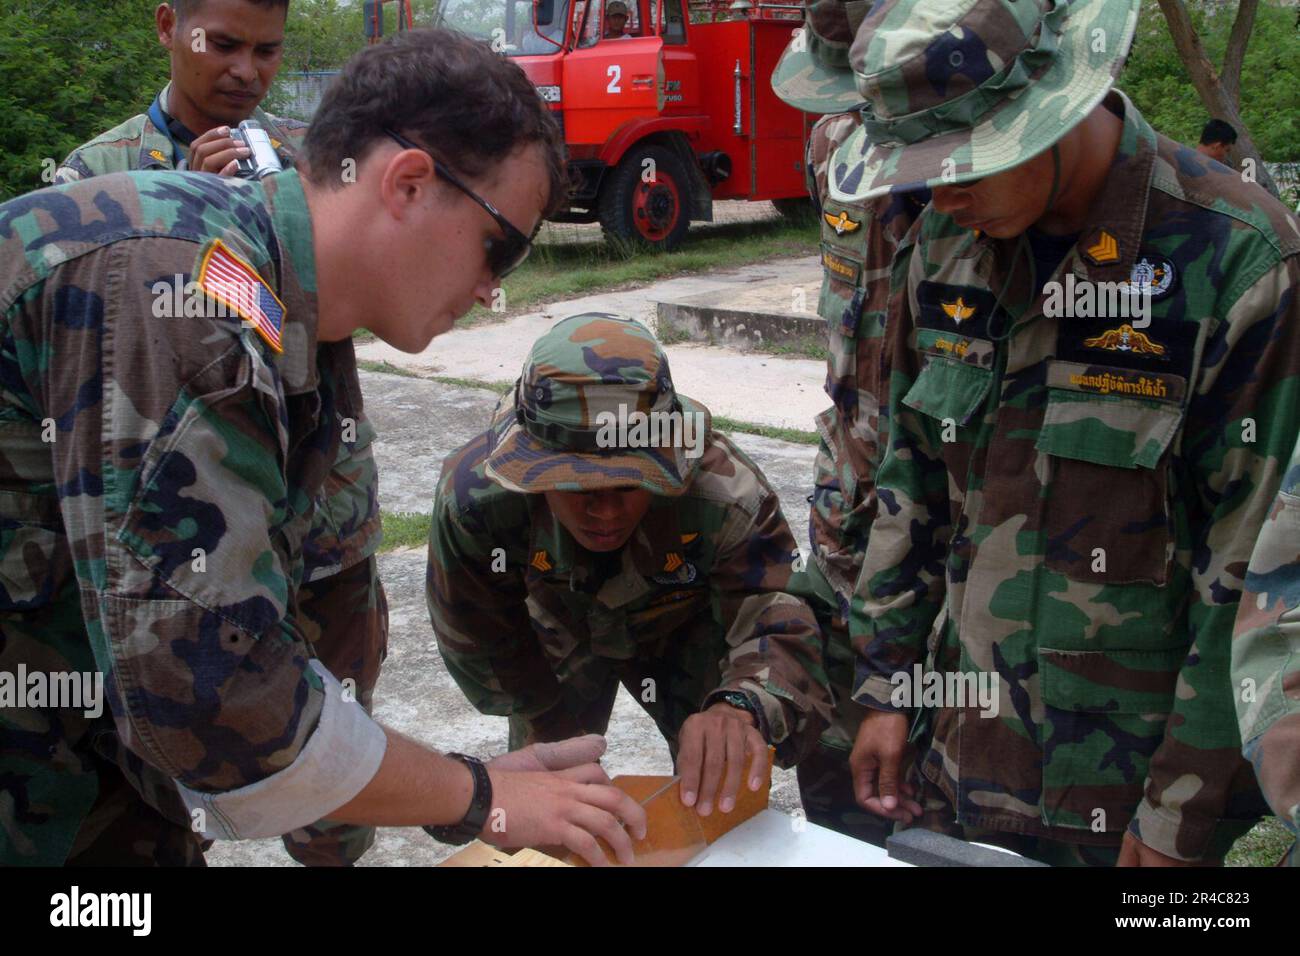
[
  {"left": 0, "top": 1, "right": 169, "bottom": 199},
  {"left": 265, "top": 0, "right": 442, "bottom": 117},
  {"left": 1122, "top": 1, "right": 1300, "bottom": 164}
]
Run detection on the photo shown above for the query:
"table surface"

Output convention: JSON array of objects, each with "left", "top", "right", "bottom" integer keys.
[{"left": 692, "top": 809, "right": 913, "bottom": 867}]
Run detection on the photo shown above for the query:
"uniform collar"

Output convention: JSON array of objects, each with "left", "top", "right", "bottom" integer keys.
[
  {"left": 525, "top": 495, "right": 686, "bottom": 608},
  {"left": 140, "top": 84, "right": 184, "bottom": 171},
  {"left": 148, "top": 82, "right": 299, "bottom": 170},
  {"left": 962, "top": 90, "right": 1158, "bottom": 318},
  {"left": 262, "top": 169, "right": 320, "bottom": 393},
  {"left": 1065, "top": 90, "right": 1157, "bottom": 286}
]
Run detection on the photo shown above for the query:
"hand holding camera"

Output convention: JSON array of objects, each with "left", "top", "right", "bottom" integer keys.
[{"left": 188, "top": 121, "right": 283, "bottom": 179}]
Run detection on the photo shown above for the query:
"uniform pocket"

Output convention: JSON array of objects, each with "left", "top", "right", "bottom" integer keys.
[
  {"left": 901, "top": 353, "right": 994, "bottom": 428},
  {"left": 1037, "top": 362, "right": 1184, "bottom": 585},
  {"left": 116, "top": 349, "right": 291, "bottom": 637},
  {"left": 1039, "top": 646, "right": 1183, "bottom": 831}
]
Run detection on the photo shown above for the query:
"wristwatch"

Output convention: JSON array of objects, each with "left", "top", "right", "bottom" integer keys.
[
  {"left": 713, "top": 690, "right": 761, "bottom": 728},
  {"left": 423, "top": 753, "right": 493, "bottom": 846}
]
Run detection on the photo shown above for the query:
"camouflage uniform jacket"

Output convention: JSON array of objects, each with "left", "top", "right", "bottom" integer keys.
[
  {"left": 807, "top": 109, "right": 926, "bottom": 606},
  {"left": 54, "top": 84, "right": 380, "bottom": 580},
  {"left": 427, "top": 416, "right": 833, "bottom": 765},
  {"left": 0, "top": 170, "right": 387, "bottom": 865},
  {"left": 850, "top": 91, "right": 1300, "bottom": 859},
  {"left": 54, "top": 82, "right": 305, "bottom": 183},
  {"left": 1232, "top": 432, "right": 1300, "bottom": 864}
]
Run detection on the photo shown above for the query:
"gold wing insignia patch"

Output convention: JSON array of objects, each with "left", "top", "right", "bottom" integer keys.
[
  {"left": 823, "top": 210, "right": 861, "bottom": 236},
  {"left": 1082, "top": 324, "right": 1166, "bottom": 355},
  {"left": 941, "top": 297, "right": 976, "bottom": 324}
]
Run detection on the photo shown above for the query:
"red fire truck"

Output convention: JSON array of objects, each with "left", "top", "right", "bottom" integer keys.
[{"left": 435, "top": 0, "right": 817, "bottom": 249}]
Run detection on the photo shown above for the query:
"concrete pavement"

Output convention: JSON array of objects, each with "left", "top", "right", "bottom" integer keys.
[{"left": 355, "top": 256, "right": 829, "bottom": 432}]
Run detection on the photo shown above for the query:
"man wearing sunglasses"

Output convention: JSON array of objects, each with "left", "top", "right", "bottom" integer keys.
[
  {"left": 50, "top": 0, "right": 388, "bottom": 870},
  {"left": 1, "top": 29, "right": 653, "bottom": 868},
  {"left": 427, "top": 314, "right": 833, "bottom": 838}
]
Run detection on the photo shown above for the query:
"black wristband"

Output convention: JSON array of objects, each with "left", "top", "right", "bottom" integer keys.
[
  {"left": 712, "top": 690, "right": 763, "bottom": 733},
  {"left": 423, "top": 753, "right": 492, "bottom": 846}
]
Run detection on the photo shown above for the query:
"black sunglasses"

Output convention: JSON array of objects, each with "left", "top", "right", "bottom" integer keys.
[{"left": 383, "top": 128, "right": 536, "bottom": 279}]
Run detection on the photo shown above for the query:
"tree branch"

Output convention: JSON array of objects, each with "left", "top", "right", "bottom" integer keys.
[{"left": 1222, "top": 0, "right": 1259, "bottom": 108}]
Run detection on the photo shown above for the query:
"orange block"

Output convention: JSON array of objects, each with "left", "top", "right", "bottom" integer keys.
[{"left": 564, "top": 747, "right": 775, "bottom": 866}]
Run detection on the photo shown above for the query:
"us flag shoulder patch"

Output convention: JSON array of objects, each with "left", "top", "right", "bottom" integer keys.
[{"left": 196, "top": 238, "right": 285, "bottom": 353}]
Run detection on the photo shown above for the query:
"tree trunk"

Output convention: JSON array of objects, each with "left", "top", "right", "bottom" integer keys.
[
  {"left": 1221, "top": 0, "right": 1258, "bottom": 108},
  {"left": 1153, "top": 0, "right": 1280, "bottom": 198}
]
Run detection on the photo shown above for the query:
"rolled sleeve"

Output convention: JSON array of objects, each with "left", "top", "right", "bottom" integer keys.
[{"left": 180, "top": 660, "right": 387, "bottom": 840}]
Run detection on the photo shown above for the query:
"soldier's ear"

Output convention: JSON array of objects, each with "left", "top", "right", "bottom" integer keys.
[
  {"left": 157, "top": 3, "right": 177, "bottom": 49},
  {"left": 377, "top": 144, "right": 437, "bottom": 222}
]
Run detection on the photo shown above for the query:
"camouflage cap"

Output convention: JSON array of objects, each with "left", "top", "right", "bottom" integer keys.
[
  {"left": 828, "top": 0, "right": 1139, "bottom": 203},
  {"left": 772, "top": 0, "right": 873, "bottom": 114},
  {"left": 484, "top": 313, "right": 712, "bottom": 496}
]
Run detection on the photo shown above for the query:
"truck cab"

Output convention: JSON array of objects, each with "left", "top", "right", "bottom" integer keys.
[{"left": 439, "top": 0, "right": 814, "bottom": 249}]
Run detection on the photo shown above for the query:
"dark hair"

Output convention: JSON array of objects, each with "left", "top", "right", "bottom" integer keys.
[
  {"left": 303, "top": 29, "right": 568, "bottom": 215},
  {"left": 172, "top": 0, "right": 290, "bottom": 21},
  {"left": 1200, "top": 119, "right": 1238, "bottom": 147}
]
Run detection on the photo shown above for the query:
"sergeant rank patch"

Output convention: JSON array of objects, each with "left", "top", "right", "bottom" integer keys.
[
  {"left": 197, "top": 239, "right": 285, "bottom": 353},
  {"left": 1083, "top": 229, "right": 1119, "bottom": 265}
]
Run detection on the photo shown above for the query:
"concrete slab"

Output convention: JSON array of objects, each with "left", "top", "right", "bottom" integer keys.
[
  {"left": 354, "top": 256, "right": 828, "bottom": 432},
  {"left": 206, "top": 371, "right": 817, "bottom": 866},
  {"left": 358, "top": 371, "right": 818, "bottom": 532},
  {"left": 657, "top": 260, "right": 825, "bottom": 351}
]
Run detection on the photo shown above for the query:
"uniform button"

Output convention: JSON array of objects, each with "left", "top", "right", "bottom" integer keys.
[{"left": 949, "top": 50, "right": 964, "bottom": 68}]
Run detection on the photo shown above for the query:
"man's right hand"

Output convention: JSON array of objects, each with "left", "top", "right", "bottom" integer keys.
[
  {"left": 188, "top": 126, "right": 250, "bottom": 176},
  {"left": 849, "top": 709, "right": 923, "bottom": 824},
  {"left": 481, "top": 761, "right": 647, "bottom": 867}
]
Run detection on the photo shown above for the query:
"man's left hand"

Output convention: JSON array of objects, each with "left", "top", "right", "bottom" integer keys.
[
  {"left": 489, "top": 734, "right": 609, "bottom": 775},
  {"left": 677, "top": 702, "right": 767, "bottom": 816},
  {"left": 1116, "top": 830, "right": 1205, "bottom": 867}
]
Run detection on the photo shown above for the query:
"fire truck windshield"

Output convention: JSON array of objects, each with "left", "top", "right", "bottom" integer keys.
[{"left": 438, "top": 0, "right": 570, "bottom": 55}]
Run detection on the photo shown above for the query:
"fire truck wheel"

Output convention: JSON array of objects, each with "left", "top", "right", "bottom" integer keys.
[{"left": 598, "top": 145, "right": 691, "bottom": 251}]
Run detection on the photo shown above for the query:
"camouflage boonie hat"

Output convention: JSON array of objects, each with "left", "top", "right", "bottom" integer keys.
[
  {"left": 772, "top": 0, "right": 873, "bottom": 114},
  {"left": 484, "top": 313, "right": 711, "bottom": 496},
  {"left": 828, "top": 0, "right": 1139, "bottom": 203}
]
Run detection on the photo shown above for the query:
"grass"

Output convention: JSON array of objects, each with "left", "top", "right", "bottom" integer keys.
[
  {"left": 455, "top": 217, "right": 818, "bottom": 324},
  {"left": 429, "top": 375, "right": 513, "bottom": 395},
  {"left": 356, "top": 359, "right": 422, "bottom": 378},
  {"left": 380, "top": 511, "right": 433, "bottom": 553},
  {"left": 762, "top": 336, "right": 830, "bottom": 362},
  {"left": 712, "top": 415, "right": 818, "bottom": 446}
]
